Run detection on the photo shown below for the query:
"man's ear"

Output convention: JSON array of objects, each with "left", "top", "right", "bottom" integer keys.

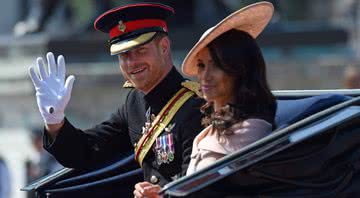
[{"left": 159, "top": 36, "right": 170, "bottom": 55}]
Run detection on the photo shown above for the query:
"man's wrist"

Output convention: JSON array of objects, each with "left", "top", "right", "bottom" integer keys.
[
  {"left": 45, "top": 119, "right": 65, "bottom": 140},
  {"left": 41, "top": 109, "right": 65, "bottom": 125}
]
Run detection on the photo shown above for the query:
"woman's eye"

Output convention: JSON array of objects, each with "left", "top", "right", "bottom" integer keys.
[{"left": 197, "top": 62, "right": 205, "bottom": 68}]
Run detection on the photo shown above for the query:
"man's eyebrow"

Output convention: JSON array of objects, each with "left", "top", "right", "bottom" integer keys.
[{"left": 137, "top": 45, "right": 149, "bottom": 51}]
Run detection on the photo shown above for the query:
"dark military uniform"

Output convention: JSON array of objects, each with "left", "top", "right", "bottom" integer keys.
[{"left": 44, "top": 67, "right": 204, "bottom": 186}]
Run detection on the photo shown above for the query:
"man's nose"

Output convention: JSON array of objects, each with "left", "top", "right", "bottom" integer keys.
[{"left": 122, "top": 53, "right": 137, "bottom": 68}]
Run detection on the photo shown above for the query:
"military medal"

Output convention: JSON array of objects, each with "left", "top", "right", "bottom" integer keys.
[
  {"left": 142, "top": 107, "right": 153, "bottom": 134},
  {"left": 161, "top": 135, "right": 168, "bottom": 163},
  {"left": 155, "top": 136, "right": 163, "bottom": 165},
  {"left": 161, "top": 150, "right": 168, "bottom": 163},
  {"left": 156, "top": 150, "right": 162, "bottom": 165},
  {"left": 166, "top": 133, "right": 175, "bottom": 162},
  {"left": 153, "top": 122, "right": 176, "bottom": 165},
  {"left": 168, "top": 152, "right": 174, "bottom": 162},
  {"left": 165, "top": 123, "right": 176, "bottom": 133}
]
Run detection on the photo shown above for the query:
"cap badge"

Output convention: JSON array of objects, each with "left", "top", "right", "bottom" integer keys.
[{"left": 118, "top": 21, "right": 126, "bottom": 32}]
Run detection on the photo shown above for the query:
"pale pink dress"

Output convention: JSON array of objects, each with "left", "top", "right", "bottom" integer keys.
[{"left": 186, "top": 119, "right": 272, "bottom": 175}]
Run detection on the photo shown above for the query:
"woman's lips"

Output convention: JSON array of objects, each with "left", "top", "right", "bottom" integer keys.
[{"left": 201, "top": 85, "right": 214, "bottom": 92}]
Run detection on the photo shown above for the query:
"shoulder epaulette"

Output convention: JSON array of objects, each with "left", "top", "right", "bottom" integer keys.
[
  {"left": 123, "top": 81, "right": 135, "bottom": 88},
  {"left": 181, "top": 81, "right": 201, "bottom": 97}
]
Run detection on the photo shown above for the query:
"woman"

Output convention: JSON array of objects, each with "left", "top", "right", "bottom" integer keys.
[{"left": 182, "top": 1, "right": 277, "bottom": 175}]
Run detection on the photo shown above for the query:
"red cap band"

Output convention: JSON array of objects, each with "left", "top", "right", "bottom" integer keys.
[{"left": 109, "top": 19, "right": 168, "bottom": 40}]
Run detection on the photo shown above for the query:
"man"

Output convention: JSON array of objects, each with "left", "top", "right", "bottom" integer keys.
[{"left": 28, "top": 3, "right": 203, "bottom": 197}]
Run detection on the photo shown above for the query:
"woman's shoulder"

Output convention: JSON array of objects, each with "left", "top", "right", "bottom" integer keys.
[
  {"left": 236, "top": 118, "right": 272, "bottom": 131},
  {"left": 220, "top": 119, "right": 272, "bottom": 153},
  {"left": 230, "top": 118, "right": 272, "bottom": 140}
]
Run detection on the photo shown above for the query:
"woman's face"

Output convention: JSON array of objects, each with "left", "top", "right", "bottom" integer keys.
[{"left": 196, "top": 47, "right": 235, "bottom": 108}]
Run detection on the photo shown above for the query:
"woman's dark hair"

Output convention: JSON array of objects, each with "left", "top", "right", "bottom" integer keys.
[{"left": 201, "top": 29, "right": 277, "bottom": 135}]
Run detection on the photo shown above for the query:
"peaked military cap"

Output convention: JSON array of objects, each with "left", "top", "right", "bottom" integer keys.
[{"left": 94, "top": 3, "right": 175, "bottom": 55}]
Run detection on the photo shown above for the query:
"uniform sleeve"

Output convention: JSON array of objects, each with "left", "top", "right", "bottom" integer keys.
[{"left": 43, "top": 91, "right": 133, "bottom": 169}]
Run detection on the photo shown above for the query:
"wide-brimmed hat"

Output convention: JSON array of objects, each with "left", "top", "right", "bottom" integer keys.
[
  {"left": 182, "top": 1, "right": 274, "bottom": 76},
  {"left": 94, "top": 3, "right": 174, "bottom": 55}
]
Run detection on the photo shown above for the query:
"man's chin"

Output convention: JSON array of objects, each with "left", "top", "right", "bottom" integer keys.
[
  {"left": 130, "top": 78, "right": 159, "bottom": 93},
  {"left": 138, "top": 83, "right": 156, "bottom": 94},
  {"left": 131, "top": 82, "right": 147, "bottom": 92}
]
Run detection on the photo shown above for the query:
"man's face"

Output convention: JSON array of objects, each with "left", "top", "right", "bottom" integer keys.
[{"left": 117, "top": 38, "right": 167, "bottom": 93}]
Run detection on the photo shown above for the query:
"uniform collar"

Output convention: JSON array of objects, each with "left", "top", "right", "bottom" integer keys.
[{"left": 144, "top": 67, "right": 184, "bottom": 114}]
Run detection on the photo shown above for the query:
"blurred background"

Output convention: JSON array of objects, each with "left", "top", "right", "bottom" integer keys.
[{"left": 0, "top": 0, "right": 360, "bottom": 197}]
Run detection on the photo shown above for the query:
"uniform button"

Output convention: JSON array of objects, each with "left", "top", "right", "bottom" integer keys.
[
  {"left": 93, "top": 144, "right": 99, "bottom": 151},
  {"left": 134, "top": 143, "right": 137, "bottom": 147},
  {"left": 150, "top": 175, "right": 159, "bottom": 184}
]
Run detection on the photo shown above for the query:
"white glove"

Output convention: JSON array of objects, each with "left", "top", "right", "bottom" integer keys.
[{"left": 28, "top": 52, "right": 75, "bottom": 124}]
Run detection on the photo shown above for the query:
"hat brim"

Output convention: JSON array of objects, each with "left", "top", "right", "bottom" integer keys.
[
  {"left": 182, "top": 1, "right": 274, "bottom": 76},
  {"left": 110, "top": 32, "right": 157, "bottom": 55}
]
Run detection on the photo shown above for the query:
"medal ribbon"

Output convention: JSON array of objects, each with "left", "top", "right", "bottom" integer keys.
[
  {"left": 162, "top": 135, "right": 166, "bottom": 152},
  {"left": 167, "top": 134, "right": 174, "bottom": 153}
]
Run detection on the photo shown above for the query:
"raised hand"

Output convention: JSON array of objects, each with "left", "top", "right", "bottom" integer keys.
[{"left": 29, "top": 52, "right": 75, "bottom": 124}]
